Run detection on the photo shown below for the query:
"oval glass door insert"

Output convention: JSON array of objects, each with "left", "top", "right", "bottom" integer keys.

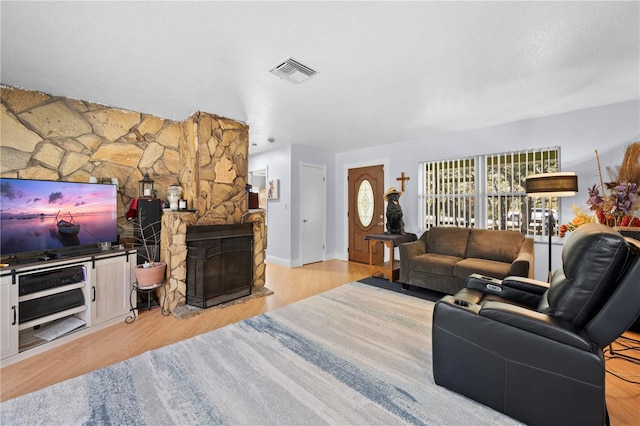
[{"left": 357, "top": 179, "right": 374, "bottom": 227}]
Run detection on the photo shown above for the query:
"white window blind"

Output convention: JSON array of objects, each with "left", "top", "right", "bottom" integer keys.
[{"left": 422, "top": 157, "right": 475, "bottom": 228}]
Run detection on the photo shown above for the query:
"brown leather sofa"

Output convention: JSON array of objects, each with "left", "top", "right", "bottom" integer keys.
[{"left": 399, "top": 226, "right": 534, "bottom": 295}]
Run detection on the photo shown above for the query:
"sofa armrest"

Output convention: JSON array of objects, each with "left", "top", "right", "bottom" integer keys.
[
  {"left": 399, "top": 239, "right": 426, "bottom": 283},
  {"left": 508, "top": 237, "right": 534, "bottom": 278},
  {"left": 399, "top": 239, "right": 426, "bottom": 258}
]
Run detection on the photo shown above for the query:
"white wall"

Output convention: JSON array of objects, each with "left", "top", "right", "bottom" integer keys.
[
  {"left": 251, "top": 100, "right": 640, "bottom": 281},
  {"left": 248, "top": 145, "right": 292, "bottom": 266},
  {"left": 249, "top": 144, "right": 335, "bottom": 267}
]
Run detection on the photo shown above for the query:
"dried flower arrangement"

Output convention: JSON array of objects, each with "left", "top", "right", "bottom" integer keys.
[{"left": 559, "top": 142, "right": 640, "bottom": 237}]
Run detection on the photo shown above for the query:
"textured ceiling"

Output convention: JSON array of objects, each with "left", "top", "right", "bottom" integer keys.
[{"left": 1, "top": 1, "right": 638, "bottom": 154}]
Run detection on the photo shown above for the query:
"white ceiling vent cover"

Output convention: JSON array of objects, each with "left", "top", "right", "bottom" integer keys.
[{"left": 269, "top": 57, "right": 317, "bottom": 84}]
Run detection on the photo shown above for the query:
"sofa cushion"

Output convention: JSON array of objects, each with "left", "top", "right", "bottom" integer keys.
[
  {"left": 453, "top": 257, "right": 512, "bottom": 280},
  {"left": 466, "top": 229, "right": 525, "bottom": 263},
  {"left": 427, "top": 227, "right": 470, "bottom": 258},
  {"left": 410, "top": 253, "right": 462, "bottom": 277}
]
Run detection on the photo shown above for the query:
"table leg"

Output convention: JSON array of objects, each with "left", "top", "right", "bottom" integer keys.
[
  {"left": 386, "top": 240, "right": 394, "bottom": 282},
  {"left": 369, "top": 239, "right": 375, "bottom": 277}
]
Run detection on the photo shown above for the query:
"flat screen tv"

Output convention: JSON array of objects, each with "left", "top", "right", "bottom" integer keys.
[{"left": 0, "top": 178, "right": 118, "bottom": 259}]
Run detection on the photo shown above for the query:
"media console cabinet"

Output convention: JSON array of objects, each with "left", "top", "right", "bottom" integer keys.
[{"left": 0, "top": 249, "right": 137, "bottom": 366}]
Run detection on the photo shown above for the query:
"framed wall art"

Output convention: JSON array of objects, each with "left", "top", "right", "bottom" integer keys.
[{"left": 267, "top": 179, "right": 279, "bottom": 200}]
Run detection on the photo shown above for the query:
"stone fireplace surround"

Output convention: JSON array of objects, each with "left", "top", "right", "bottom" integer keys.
[
  {"left": 1, "top": 86, "right": 268, "bottom": 313},
  {"left": 161, "top": 209, "right": 266, "bottom": 312}
]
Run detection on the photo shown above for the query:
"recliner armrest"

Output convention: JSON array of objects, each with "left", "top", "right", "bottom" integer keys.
[
  {"left": 479, "top": 301, "right": 592, "bottom": 351},
  {"left": 501, "top": 276, "right": 549, "bottom": 295},
  {"left": 465, "top": 274, "right": 547, "bottom": 308}
]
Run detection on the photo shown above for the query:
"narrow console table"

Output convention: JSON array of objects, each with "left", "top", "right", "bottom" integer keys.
[{"left": 364, "top": 233, "right": 417, "bottom": 282}]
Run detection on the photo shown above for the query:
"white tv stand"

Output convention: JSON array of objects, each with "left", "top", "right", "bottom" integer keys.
[{"left": 0, "top": 249, "right": 136, "bottom": 366}]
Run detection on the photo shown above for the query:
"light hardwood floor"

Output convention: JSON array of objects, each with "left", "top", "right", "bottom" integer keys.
[{"left": 1, "top": 260, "right": 638, "bottom": 425}]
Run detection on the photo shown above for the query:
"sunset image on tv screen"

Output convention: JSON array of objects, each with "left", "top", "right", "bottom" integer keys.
[{"left": 0, "top": 178, "right": 118, "bottom": 256}]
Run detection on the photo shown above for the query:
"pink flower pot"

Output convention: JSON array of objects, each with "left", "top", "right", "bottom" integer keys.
[{"left": 134, "top": 262, "right": 167, "bottom": 287}]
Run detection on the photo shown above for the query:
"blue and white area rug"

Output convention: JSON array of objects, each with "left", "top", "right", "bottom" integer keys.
[{"left": 0, "top": 282, "right": 520, "bottom": 425}]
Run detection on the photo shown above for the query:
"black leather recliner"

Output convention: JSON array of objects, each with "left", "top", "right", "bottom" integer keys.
[{"left": 432, "top": 223, "right": 640, "bottom": 426}]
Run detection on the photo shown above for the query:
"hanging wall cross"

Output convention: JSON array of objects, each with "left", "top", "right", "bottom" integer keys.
[{"left": 396, "top": 172, "right": 410, "bottom": 192}]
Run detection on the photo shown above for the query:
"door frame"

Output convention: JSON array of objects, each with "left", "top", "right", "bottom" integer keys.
[
  {"left": 342, "top": 157, "right": 391, "bottom": 261},
  {"left": 299, "top": 161, "right": 327, "bottom": 265},
  {"left": 249, "top": 167, "right": 268, "bottom": 210}
]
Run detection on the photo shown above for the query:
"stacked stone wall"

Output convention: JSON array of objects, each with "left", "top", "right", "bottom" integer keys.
[
  {"left": 182, "top": 112, "right": 249, "bottom": 225},
  {"left": 1, "top": 86, "right": 266, "bottom": 309},
  {"left": 1, "top": 86, "right": 183, "bottom": 225}
]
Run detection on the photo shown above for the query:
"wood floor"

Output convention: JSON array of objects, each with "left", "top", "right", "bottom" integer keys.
[{"left": 1, "top": 260, "right": 639, "bottom": 425}]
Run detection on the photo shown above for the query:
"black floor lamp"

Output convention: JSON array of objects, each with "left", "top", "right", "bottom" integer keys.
[{"left": 525, "top": 172, "right": 578, "bottom": 281}]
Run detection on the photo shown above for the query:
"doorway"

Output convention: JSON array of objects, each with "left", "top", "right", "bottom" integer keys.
[
  {"left": 249, "top": 168, "right": 268, "bottom": 209},
  {"left": 301, "top": 163, "right": 326, "bottom": 265},
  {"left": 348, "top": 164, "right": 385, "bottom": 264}
]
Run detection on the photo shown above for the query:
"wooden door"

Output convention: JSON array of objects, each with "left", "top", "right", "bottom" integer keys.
[{"left": 348, "top": 165, "right": 385, "bottom": 264}]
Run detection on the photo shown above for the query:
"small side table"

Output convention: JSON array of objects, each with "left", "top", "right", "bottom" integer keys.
[
  {"left": 125, "top": 281, "right": 170, "bottom": 323},
  {"left": 364, "top": 233, "right": 417, "bottom": 282}
]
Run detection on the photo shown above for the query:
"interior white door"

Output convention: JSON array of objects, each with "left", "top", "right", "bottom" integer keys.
[{"left": 301, "top": 163, "right": 326, "bottom": 264}]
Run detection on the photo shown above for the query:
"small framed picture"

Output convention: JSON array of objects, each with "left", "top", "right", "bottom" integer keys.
[{"left": 267, "top": 179, "right": 279, "bottom": 200}]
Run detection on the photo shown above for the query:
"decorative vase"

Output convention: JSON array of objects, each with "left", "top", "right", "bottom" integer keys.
[
  {"left": 167, "top": 185, "right": 182, "bottom": 211},
  {"left": 134, "top": 262, "right": 167, "bottom": 287}
]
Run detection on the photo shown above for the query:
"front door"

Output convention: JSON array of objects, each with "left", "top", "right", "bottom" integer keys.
[{"left": 348, "top": 165, "right": 385, "bottom": 264}]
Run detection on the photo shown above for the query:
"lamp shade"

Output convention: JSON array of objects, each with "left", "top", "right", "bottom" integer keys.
[{"left": 525, "top": 172, "right": 578, "bottom": 197}]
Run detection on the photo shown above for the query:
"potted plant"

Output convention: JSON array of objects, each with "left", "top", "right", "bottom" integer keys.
[{"left": 127, "top": 211, "right": 166, "bottom": 288}]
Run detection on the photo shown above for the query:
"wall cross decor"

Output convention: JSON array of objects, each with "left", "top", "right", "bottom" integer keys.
[{"left": 396, "top": 172, "right": 410, "bottom": 192}]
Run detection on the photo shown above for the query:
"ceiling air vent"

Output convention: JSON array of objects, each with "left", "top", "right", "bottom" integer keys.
[{"left": 269, "top": 57, "right": 317, "bottom": 84}]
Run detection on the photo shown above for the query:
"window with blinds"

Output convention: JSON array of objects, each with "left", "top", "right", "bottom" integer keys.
[
  {"left": 423, "top": 157, "right": 476, "bottom": 228},
  {"left": 419, "top": 147, "right": 561, "bottom": 237}
]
